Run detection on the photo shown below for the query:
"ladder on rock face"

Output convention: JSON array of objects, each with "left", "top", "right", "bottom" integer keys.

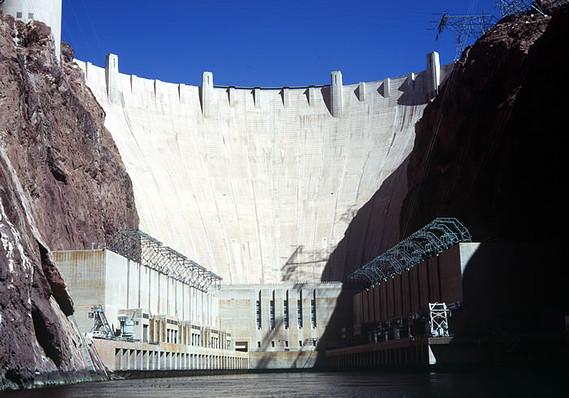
[
  {"left": 69, "top": 315, "right": 96, "bottom": 371},
  {"left": 429, "top": 303, "right": 450, "bottom": 337}
]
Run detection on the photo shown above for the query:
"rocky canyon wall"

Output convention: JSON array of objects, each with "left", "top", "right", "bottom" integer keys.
[
  {"left": 401, "top": 5, "right": 569, "bottom": 336},
  {"left": 0, "top": 13, "right": 138, "bottom": 389}
]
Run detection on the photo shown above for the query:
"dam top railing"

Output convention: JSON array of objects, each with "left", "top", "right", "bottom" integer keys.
[
  {"left": 213, "top": 84, "right": 327, "bottom": 90},
  {"left": 348, "top": 218, "right": 472, "bottom": 291},
  {"left": 107, "top": 229, "right": 222, "bottom": 292},
  {"left": 76, "top": 51, "right": 452, "bottom": 115}
]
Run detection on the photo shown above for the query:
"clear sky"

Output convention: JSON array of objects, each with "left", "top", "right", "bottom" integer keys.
[{"left": 62, "top": 0, "right": 499, "bottom": 87}]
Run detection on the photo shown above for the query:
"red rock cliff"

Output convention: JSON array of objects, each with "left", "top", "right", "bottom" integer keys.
[
  {"left": 402, "top": 6, "right": 569, "bottom": 336},
  {"left": 401, "top": 9, "right": 566, "bottom": 240},
  {"left": 0, "top": 13, "right": 138, "bottom": 389}
]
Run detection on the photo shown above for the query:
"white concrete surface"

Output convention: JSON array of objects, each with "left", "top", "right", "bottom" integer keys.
[
  {"left": 74, "top": 54, "right": 452, "bottom": 284},
  {"left": 427, "top": 51, "right": 441, "bottom": 98},
  {"left": 0, "top": 0, "right": 62, "bottom": 60},
  {"left": 331, "top": 71, "right": 343, "bottom": 117},
  {"left": 54, "top": 250, "right": 219, "bottom": 333},
  {"left": 94, "top": 338, "right": 249, "bottom": 371},
  {"left": 218, "top": 282, "right": 342, "bottom": 368}
]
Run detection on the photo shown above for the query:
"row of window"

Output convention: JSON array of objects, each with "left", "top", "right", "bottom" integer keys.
[
  {"left": 256, "top": 290, "right": 317, "bottom": 330},
  {"left": 256, "top": 338, "right": 318, "bottom": 349},
  {"left": 15, "top": 12, "right": 34, "bottom": 20}
]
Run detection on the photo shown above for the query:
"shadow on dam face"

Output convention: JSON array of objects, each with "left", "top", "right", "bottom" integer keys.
[{"left": 313, "top": 156, "right": 412, "bottom": 366}]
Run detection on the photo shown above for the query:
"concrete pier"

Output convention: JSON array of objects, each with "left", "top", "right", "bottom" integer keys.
[
  {"left": 201, "top": 71, "right": 214, "bottom": 117},
  {"left": 326, "top": 338, "right": 432, "bottom": 369},
  {"left": 330, "top": 70, "right": 343, "bottom": 116},
  {"left": 427, "top": 51, "right": 441, "bottom": 98},
  {"left": 105, "top": 54, "right": 120, "bottom": 104}
]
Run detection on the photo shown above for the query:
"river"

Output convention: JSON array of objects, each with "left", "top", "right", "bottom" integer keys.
[{"left": 2, "top": 370, "right": 567, "bottom": 397}]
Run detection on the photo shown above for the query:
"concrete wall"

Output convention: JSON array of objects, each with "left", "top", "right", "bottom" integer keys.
[
  {"left": 217, "top": 282, "right": 342, "bottom": 368},
  {"left": 0, "top": 0, "right": 62, "bottom": 60},
  {"left": 52, "top": 250, "right": 106, "bottom": 335},
  {"left": 54, "top": 249, "right": 219, "bottom": 333},
  {"left": 94, "top": 338, "right": 249, "bottom": 371},
  {"left": 73, "top": 54, "right": 451, "bottom": 284}
]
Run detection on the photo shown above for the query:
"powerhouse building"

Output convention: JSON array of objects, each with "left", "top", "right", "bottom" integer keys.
[{"left": 55, "top": 239, "right": 248, "bottom": 371}]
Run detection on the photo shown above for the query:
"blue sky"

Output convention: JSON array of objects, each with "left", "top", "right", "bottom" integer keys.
[{"left": 62, "top": 0, "right": 499, "bottom": 86}]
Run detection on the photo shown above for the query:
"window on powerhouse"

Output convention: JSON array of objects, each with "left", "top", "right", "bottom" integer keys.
[
  {"left": 284, "top": 290, "right": 289, "bottom": 329},
  {"left": 256, "top": 290, "right": 262, "bottom": 329},
  {"left": 311, "top": 290, "right": 317, "bottom": 328},
  {"left": 297, "top": 290, "right": 303, "bottom": 328},
  {"left": 270, "top": 291, "right": 276, "bottom": 329}
]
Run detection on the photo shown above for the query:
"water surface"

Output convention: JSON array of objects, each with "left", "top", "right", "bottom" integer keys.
[{"left": 3, "top": 371, "right": 567, "bottom": 398}]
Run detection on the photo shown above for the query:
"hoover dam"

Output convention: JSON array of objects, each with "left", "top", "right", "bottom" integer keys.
[
  {"left": 74, "top": 54, "right": 450, "bottom": 285},
  {"left": 2, "top": 0, "right": 568, "bottom": 391}
]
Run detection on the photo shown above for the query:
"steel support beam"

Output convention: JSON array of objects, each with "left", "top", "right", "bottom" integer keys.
[
  {"left": 107, "top": 229, "right": 222, "bottom": 292},
  {"left": 348, "top": 218, "right": 471, "bottom": 291}
]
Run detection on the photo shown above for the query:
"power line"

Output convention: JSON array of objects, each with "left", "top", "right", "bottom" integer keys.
[
  {"left": 497, "top": 0, "right": 535, "bottom": 16},
  {"left": 433, "top": 12, "right": 496, "bottom": 59}
]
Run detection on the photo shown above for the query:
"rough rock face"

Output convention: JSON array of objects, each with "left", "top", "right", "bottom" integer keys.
[
  {"left": 402, "top": 10, "right": 556, "bottom": 239},
  {"left": 401, "top": 6, "right": 569, "bottom": 336},
  {"left": 0, "top": 13, "right": 138, "bottom": 390}
]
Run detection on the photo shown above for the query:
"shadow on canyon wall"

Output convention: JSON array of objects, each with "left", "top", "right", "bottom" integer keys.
[
  {"left": 410, "top": 7, "right": 569, "bottom": 353},
  {"left": 314, "top": 6, "right": 569, "bottom": 366}
]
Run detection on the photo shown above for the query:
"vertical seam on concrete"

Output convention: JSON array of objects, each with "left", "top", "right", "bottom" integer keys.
[
  {"left": 329, "top": 118, "right": 349, "bottom": 255},
  {"left": 250, "top": 162, "right": 265, "bottom": 285},
  {"left": 220, "top": 125, "right": 240, "bottom": 285},
  {"left": 192, "top": 120, "right": 227, "bottom": 275}
]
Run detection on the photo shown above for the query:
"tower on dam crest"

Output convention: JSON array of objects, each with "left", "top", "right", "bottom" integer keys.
[{"left": 0, "top": 0, "right": 62, "bottom": 61}]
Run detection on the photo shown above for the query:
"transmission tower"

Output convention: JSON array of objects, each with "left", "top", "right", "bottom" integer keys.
[{"left": 435, "top": 13, "right": 496, "bottom": 59}]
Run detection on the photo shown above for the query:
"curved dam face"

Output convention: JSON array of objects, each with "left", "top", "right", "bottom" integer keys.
[{"left": 76, "top": 55, "right": 450, "bottom": 284}]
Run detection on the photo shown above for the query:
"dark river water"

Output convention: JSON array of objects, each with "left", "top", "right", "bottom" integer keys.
[{"left": 2, "top": 371, "right": 567, "bottom": 398}]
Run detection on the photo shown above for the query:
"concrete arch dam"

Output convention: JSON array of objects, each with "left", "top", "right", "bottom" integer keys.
[{"left": 76, "top": 54, "right": 451, "bottom": 284}]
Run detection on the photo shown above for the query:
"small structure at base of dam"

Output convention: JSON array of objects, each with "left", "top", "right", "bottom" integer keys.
[
  {"left": 218, "top": 282, "right": 343, "bottom": 369},
  {"left": 0, "top": 0, "right": 62, "bottom": 61}
]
